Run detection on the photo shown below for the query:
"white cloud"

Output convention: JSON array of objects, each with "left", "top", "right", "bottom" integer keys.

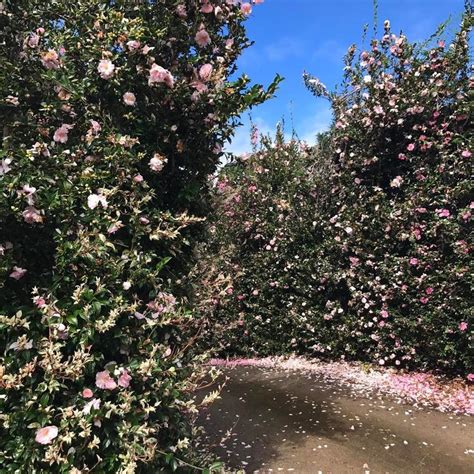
[
  {"left": 297, "top": 103, "right": 333, "bottom": 145},
  {"left": 224, "top": 104, "right": 332, "bottom": 157},
  {"left": 224, "top": 125, "right": 252, "bottom": 157},
  {"left": 224, "top": 116, "right": 276, "bottom": 156}
]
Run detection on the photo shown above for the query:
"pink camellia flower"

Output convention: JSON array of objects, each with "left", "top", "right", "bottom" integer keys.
[
  {"left": 97, "top": 59, "right": 115, "bottom": 79},
  {"left": 95, "top": 371, "right": 117, "bottom": 390},
  {"left": 23, "top": 206, "right": 43, "bottom": 224},
  {"left": 241, "top": 2, "right": 252, "bottom": 15},
  {"left": 436, "top": 208, "right": 450, "bottom": 218},
  {"left": 349, "top": 256, "right": 359, "bottom": 266},
  {"left": 35, "top": 426, "right": 58, "bottom": 445},
  {"left": 176, "top": 4, "right": 187, "bottom": 18},
  {"left": 425, "top": 287, "right": 434, "bottom": 295},
  {"left": 41, "top": 49, "right": 60, "bottom": 69},
  {"left": 191, "top": 80, "right": 208, "bottom": 93},
  {"left": 141, "top": 45, "right": 154, "bottom": 55},
  {"left": 22, "top": 183, "right": 36, "bottom": 195},
  {"left": 200, "top": 1, "right": 213, "bottom": 13},
  {"left": 467, "top": 374, "right": 474, "bottom": 382},
  {"left": 373, "top": 105, "right": 384, "bottom": 115},
  {"left": 123, "top": 92, "right": 136, "bottom": 106},
  {"left": 27, "top": 33, "right": 40, "bottom": 48},
  {"left": 461, "top": 150, "right": 472, "bottom": 158},
  {"left": 199, "top": 63, "right": 213, "bottom": 82},
  {"left": 148, "top": 64, "right": 174, "bottom": 88},
  {"left": 195, "top": 25, "right": 211, "bottom": 48},
  {"left": 409, "top": 257, "right": 418, "bottom": 265},
  {"left": 82, "top": 388, "right": 93, "bottom": 398},
  {"left": 133, "top": 174, "right": 144, "bottom": 183},
  {"left": 33, "top": 296, "right": 46, "bottom": 308},
  {"left": 89, "top": 120, "right": 101, "bottom": 134},
  {"left": 381, "top": 310, "right": 389, "bottom": 318},
  {"left": 118, "top": 369, "right": 132, "bottom": 388},
  {"left": 149, "top": 153, "right": 168, "bottom": 172},
  {"left": 53, "top": 124, "right": 73, "bottom": 144},
  {"left": 407, "top": 143, "right": 415, "bottom": 151},
  {"left": 459, "top": 321, "right": 468, "bottom": 332},
  {"left": 420, "top": 297, "right": 429, "bottom": 304},
  {"left": 9, "top": 266, "right": 27, "bottom": 280},
  {"left": 126, "top": 40, "right": 140, "bottom": 51}
]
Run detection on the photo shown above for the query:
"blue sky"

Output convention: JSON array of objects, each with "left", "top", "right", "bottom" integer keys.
[{"left": 226, "top": 0, "right": 468, "bottom": 154}]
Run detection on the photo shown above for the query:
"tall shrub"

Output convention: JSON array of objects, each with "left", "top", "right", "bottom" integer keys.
[
  {"left": 0, "top": 0, "right": 276, "bottom": 471},
  {"left": 199, "top": 13, "right": 473, "bottom": 376}
]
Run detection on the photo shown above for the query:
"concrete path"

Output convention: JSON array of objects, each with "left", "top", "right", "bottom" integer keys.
[{"left": 201, "top": 366, "right": 474, "bottom": 473}]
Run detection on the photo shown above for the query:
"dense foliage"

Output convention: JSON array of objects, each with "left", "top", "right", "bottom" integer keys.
[
  {"left": 197, "top": 15, "right": 473, "bottom": 377},
  {"left": 0, "top": 0, "right": 276, "bottom": 471}
]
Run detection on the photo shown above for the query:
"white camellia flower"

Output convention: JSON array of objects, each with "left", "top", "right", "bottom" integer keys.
[
  {"left": 390, "top": 176, "right": 403, "bottom": 188},
  {"left": 363, "top": 75, "right": 372, "bottom": 84},
  {"left": 0, "top": 158, "right": 12, "bottom": 175},
  {"left": 97, "top": 59, "right": 115, "bottom": 79},
  {"left": 87, "top": 193, "right": 108, "bottom": 209}
]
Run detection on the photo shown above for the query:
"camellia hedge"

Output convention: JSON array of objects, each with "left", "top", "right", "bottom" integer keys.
[
  {"left": 0, "top": 0, "right": 277, "bottom": 472},
  {"left": 196, "top": 13, "right": 473, "bottom": 378}
]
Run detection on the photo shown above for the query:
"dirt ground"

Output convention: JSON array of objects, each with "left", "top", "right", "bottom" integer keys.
[{"left": 200, "top": 366, "right": 474, "bottom": 473}]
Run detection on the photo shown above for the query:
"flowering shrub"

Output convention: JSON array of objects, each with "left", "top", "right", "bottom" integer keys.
[
  {"left": 197, "top": 14, "right": 473, "bottom": 378},
  {"left": 0, "top": 0, "right": 276, "bottom": 471}
]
